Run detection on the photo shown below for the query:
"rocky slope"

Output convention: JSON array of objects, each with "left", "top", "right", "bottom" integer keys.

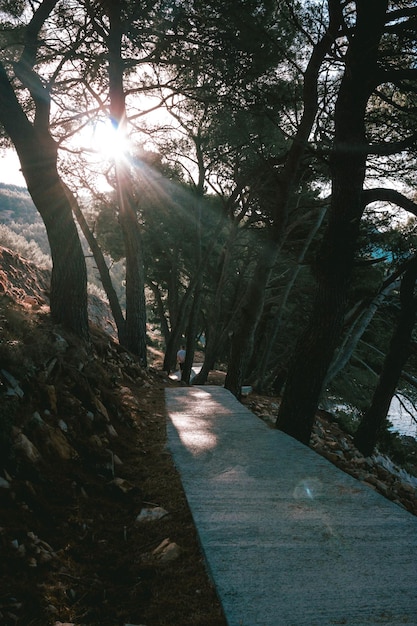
[{"left": 0, "top": 246, "right": 226, "bottom": 626}]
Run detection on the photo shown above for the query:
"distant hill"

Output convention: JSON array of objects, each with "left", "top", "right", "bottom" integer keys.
[
  {"left": 0, "top": 182, "right": 38, "bottom": 224},
  {"left": 0, "top": 182, "right": 125, "bottom": 305},
  {"left": 0, "top": 182, "right": 50, "bottom": 260}
]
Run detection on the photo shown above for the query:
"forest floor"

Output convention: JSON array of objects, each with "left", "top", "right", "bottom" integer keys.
[{"left": 0, "top": 246, "right": 416, "bottom": 626}]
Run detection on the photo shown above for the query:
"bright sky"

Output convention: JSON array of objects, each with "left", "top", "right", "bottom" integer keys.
[{"left": 0, "top": 149, "right": 26, "bottom": 187}]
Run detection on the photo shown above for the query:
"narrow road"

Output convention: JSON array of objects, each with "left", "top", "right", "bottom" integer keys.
[{"left": 166, "top": 385, "right": 417, "bottom": 626}]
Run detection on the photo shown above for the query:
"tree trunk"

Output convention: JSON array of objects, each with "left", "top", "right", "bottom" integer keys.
[
  {"left": 66, "top": 185, "right": 127, "bottom": 344},
  {"left": 192, "top": 219, "right": 240, "bottom": 386},
  {"left": 106, "top": 0, "right": 147, "bottom": 365},
  {"left": 277, "top": 0, "right": 389, "bottom": 444},
  {"left": 225, "top": 238, "right": 278, "bottom": 398},
  {"left": 224, "top": 4, "right": 341, "bottom": 397},
  {"left": 149, "top": 281, "right": 171, "bottom": 345},
  {"left": 256, "top": 207, "right": 326, "bottom": 392},
  {"left": 354, "top": 255, "right": 417, "bottom": 456},
  {"left": 30, "top": 165, "right": 89, "bottom": 340},
  {"left": 182, "top": 286, "right": 202, "bottom": 384},
  {"left": 325, "top": 279, "right": 399, "bottom": 385},
  {"left": 0, "top": 61, "right": 89, "bottom": 340},
  {"left": 163, "top": 286, "right": 192, "bottom": 372}
]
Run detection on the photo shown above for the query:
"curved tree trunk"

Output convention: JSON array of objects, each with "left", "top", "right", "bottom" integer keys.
[
  {"left": 277, "top": 0, "right": 389, "bottom": 444},
  {"left": 354, "top": 255, "right": 417, "bottom": 456},
  {"left": 182, "top": 285, "right": 202, "bottom": 384},
  {"left": 149, "top": 281, "right": 171, "bottom": 346},
  {"left": 28, "top": 159, "right": 89, "bottom": 340},
  {"left": 192, "top": 219, "right": 240, "bottom": 386},
  {"left": 0, "top": 54, "right": 89, "bottom": 340}
]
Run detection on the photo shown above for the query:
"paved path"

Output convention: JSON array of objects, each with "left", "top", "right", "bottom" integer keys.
[{"left": 165, "top": 386, "right": 417, "bottom": 626}]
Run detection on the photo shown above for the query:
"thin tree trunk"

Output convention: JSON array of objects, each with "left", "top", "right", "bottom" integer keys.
[
  {"left": 192, "top": 219, "right": 240, "bottom": 385},
  {"left": 106, "top": 0, "right": 147, "bottom": 365},
  {"left": 225, "top": 238, "right": 278, "bottom": 398},
  {"left": 325, "top": 279, "right": 399, "bottom": 385},
  {"left": 256, "top": 207, "right": 326, "bottom": 391},
  {"left": 224, "top": 5, "right": 341, "bottom": 397},
  {"left": 354, "top": 255, "right": 417, "bottom": 456},
  {"left": 66, "top": 185, "right": 127, "bottom": 344},
  {"left": 149, "top": 281, "right": 171, "bottom": 345}
]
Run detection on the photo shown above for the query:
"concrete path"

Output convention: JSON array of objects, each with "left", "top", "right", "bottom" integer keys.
[{"left": 165, "top": 386, "right": 417, "bottom": 626}]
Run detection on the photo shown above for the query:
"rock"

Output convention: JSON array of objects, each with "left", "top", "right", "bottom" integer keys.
[
  {"left": 89, "top": 434, "right": 103, "bottom": 448},
  {"left": 93, "top": 396, "right": 109, "bottom": 420},
  {"left": 58, "top": 419, "right": 68, "bottom": 432},
  {"left": 152, "top": 538, "right": 181, "bottom": 562},
  {"left": 0, "top": 477, "right": 10, "bottom": 489},
  {"left": 29, "top": 417, "right": 76, "bottom": 461},
  {"left": 108, "top": 477, "right": 135, "bottom": 495},
  {"left": 135, "top": 506, "right": 168, "bottom": 523},
  {"left": 106, "top": 424, "right": 118, "bottom": 437},
  {"left": 44, "top": 357, "right": 58, "bottom": 379},
  {"left": 46, "top": 385, "right": 57, "bottom": 412},
  {"left": 13, "top": 433, "right": 42, "bottom": 463},
  {"left": 1, "top": 369, "right": 24, "bottom": 398}
]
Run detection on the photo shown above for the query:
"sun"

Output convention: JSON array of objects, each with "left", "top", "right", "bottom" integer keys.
[{"left": 90, "top": 118, "right": 131, "bottom": 161}]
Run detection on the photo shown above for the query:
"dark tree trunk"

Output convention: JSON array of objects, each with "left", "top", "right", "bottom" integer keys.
[
  {"left": 225, "top": 239, "right": 278, "bottom": 398},
  {"left": 123, "top": 216, "right": 148, "bottom": 365},
  {"left": 149, "top": 281, "right": 171, "bottom": 346},
  {"left": 354, "top": 256, "right": 417, "bottom": 456},
  {"left": 276, "top": 0, "right": 389, "bottom": 444},
  {"left": 67, "top": 186, "right": 127, "bottom": 344},
  {"left": 256, "top": 207, "right": 326, "bottom": 392},
  {"left": 106, "top": 0, "right": 147, "bottom": 365},
  {"left": 30, "top": 165, "right": 89, "bottom": 340},
  {"left": 181, "top": 285, "right": 202, "bottom": 384},
  {"left": 192, "top": 219, "right": 240, "bottom": 386},
  {"left": 163, "top": 288, "right": 192, "bottom": 372},
  {"left": 0, "top": 61, "right": 89, "bottom": 340}
]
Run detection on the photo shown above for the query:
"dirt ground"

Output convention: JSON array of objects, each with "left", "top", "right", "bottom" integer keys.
[{"left": 0, "top": 298, "right": 228, "bottom": 626}]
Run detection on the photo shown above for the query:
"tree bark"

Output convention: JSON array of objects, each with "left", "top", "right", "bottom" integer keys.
[
  {"left": 276, "top": 0, "right": 389, "bottom": 444},
  {"left": 354, "top": 255, "right": 417, "bottom": 456},
  {"left": 256, "top": 207, "right": 326, "bottom": 392},
  {"left": 0, "top": 59, "right": 89, "bottom": 340},
  {"left": 106, "top": 0, "right": 148, "bottom": 365},
  {"left": 66, "top": 185, "right": 127, "bottom": 344}
]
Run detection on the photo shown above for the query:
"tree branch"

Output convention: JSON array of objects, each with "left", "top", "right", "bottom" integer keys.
[{"left": 362, "top": 188, "right": 417, "bottom": 217}]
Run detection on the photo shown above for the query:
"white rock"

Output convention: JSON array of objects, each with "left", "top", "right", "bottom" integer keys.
[{"left": 135, "top": 506, "right": 168, "bottom": 523}]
